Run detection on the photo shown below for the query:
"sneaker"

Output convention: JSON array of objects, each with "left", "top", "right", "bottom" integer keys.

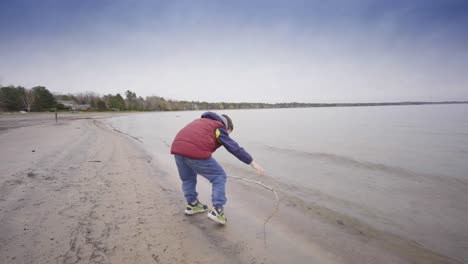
[
  {"left": 207, "top": 207, "right": 227, "bottom": 225},
  {"left": 184, "top": 200, "right": 208, "bottom": 215}
]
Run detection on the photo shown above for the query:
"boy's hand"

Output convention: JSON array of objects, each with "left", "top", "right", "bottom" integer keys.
[{"left": 250, "top": 161, "right": 265, "bottom": 176}]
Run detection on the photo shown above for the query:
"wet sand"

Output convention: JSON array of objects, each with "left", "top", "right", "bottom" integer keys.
[{"left": 0, "top": 113, "right": 462, "bottom": 263}]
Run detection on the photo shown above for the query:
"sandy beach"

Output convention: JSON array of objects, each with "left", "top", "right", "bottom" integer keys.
[{"left": 0, "top": 113, "right": 463, "bottom": 264}]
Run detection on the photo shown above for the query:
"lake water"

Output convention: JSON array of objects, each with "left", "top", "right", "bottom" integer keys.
[{"left": 110, "top": 104, "right": 468, "bottom": 262}]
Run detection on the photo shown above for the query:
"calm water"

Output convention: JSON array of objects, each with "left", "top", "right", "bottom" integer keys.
[{"left": 110, "top": 104, "right": 468, "bottom": 262}]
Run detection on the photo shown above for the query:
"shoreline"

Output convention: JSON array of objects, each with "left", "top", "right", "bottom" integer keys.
[
  {"left": 0, "top": 113, "right": 463, "bottom": 263},
  {"left": 0, "top": 114, "right": 230, "bottom": 263},
  {"left": 0, "top": 112, "right": 131, "bottom": 132}
]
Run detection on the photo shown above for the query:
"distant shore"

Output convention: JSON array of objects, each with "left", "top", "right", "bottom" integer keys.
[
  {"left": 1, "top": 100, "right": 467, "bottom": 117},
  {"left": 288, "top": 100, "right": 468, "bottom": 107}
]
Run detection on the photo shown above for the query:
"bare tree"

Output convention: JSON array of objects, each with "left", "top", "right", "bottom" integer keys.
[
  {"left": 20, "top": 88, "right": 35, "bottom": 112},
  {"left": 75, "top": 92, "right": 100, "bottom": 104}
]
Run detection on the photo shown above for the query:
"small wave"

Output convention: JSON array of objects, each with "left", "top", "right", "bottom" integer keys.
[{"left": 264, "top": 145, "right": 425, "bottom": 180}]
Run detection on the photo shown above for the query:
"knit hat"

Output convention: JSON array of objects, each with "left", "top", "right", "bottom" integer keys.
[{"left": 221, "top": 114, "right": 233, "bottom": 131}]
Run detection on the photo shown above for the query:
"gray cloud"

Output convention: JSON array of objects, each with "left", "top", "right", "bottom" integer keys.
[{"left": 1, "top": 1, "right": 467, "bottom": 102}]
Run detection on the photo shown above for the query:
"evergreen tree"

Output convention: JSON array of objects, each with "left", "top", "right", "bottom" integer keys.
[
  {"left": 107, "top": 93, "right": 126, "bottom": 110},
  {"left": 96, "top": 99, "right": 107, "bottom": 111},
  {"left": 0, "top": 86, "right": 22, "bottom": 111},
  {"left": 32, "top": 86, "right": 56, "bottom": 111},
  {"left": 0, "top": 86, "right": 25, "bottom": 111}
]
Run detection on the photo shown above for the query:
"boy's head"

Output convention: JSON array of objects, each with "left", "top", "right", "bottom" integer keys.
[{"left": 221, "top": 114, "right": 233, "bottom": 133}]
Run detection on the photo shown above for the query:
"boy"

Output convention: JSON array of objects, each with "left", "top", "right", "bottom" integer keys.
[{"left": 171, "top": 112, "right": 264, "bottom": 224}]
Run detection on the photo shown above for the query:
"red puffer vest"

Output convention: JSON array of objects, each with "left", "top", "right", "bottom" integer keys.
[{"left": 170, "top": 118, "right": 225, "bottom": 159}]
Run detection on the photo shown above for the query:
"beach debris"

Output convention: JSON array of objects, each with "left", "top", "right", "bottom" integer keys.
[
  {"left": 228, "top": 176, "right": 279, "bottom": 246},
  {"left": 112, "top": 126, "right": 143, "bottom": 143},
  {"left": 337, "top": 219, "right": 345, "bottom": 225},
  {"left": 88, "top": 160, "right": 101, "bottom": 163},
  {"left": 152, "top": 254, "right": 160, "bottom": 263},
  {"left": 162, "top": 140, "right": 171, "bottom": 148},
  {"left": 32, "top": 150, "right": 35, "bottom": 152},
  {"left": 27, "top": 172, "right": 36, "bottom": 178}
]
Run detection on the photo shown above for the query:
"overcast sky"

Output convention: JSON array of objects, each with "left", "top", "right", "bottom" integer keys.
[{"left": 1, "top": 0, "right": 467, "bottom": 103}]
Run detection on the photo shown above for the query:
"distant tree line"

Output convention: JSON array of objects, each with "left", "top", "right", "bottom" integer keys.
[
  {"left": 0, "top": 84, "right": 309, "bottom": 112},
  {"left": 1, "top": 84, "right": 467, "bottom": 113}
]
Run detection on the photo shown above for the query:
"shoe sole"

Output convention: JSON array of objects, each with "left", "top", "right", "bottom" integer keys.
[
  {"left": 207, "top": 212, "right": 227, "bottom": 225},
  {"left": 185, "top": 209, "right": 207, "bottom": 215}
]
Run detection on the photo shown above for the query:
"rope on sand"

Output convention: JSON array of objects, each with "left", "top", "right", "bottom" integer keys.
[{"left": 227, "top": 176, "right": 279, "bottom": 245}]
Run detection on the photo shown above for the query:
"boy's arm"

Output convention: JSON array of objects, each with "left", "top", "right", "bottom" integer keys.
[
  {"left": 217, "top": 127, "right": 253, "bottom": 164},
  {"left": 217, "top": 127, "right": 265, "bottom": 176}
]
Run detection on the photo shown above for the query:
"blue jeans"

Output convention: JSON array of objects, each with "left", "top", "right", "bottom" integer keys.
[{"left": 174, "top": 154, "right": 227, "bottom": 208}]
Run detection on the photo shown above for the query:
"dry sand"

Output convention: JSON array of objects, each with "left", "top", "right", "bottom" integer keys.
[{"left": 0, "top": 113, "right": 462, "bottom": 263}]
